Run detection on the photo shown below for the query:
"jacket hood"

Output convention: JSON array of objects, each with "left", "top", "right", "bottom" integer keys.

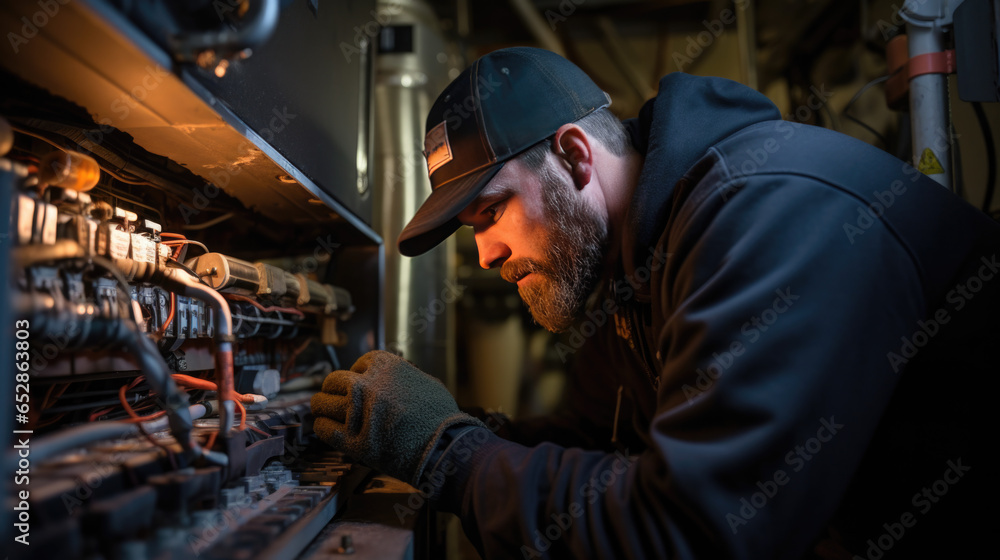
[{"left": 620, "top": 73, "right": 781, "bottom": 280}]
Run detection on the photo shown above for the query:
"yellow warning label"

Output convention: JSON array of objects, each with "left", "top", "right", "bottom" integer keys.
[{"left": 917, "top": 148, "right": 945, "bottom": 175}]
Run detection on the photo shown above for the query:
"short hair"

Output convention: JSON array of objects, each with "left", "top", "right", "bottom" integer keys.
[{"left": 518, "top": 108, "right": 632, "bottom": 172}]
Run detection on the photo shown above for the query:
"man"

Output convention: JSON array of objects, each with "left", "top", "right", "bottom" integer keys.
[{"left": 312, "top": 47, "right": 996, "bottom": 558}]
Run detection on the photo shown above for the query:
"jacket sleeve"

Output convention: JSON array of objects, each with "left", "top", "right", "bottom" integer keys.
[{"left": 423, "top": 168, "right": 932, "bottom": 559}]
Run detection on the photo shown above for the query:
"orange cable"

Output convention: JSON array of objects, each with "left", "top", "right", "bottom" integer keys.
[
  {"left": 118, "top": 383, "right": 142, "bottom": 421},
  {"left": 234, "top": 399, "right": 247, "bottom": 432},
  {"left": 118, "top": 383, "right": 173, "bottom": 451},
  {"left": 157, "top": 292, "right": 176, "bottom": 335},
  {"left": 170, "top": 374, "right": 262, "bottom": 404},
  {"left": 204, "top": 430, "right": 218, "bottom": 450},
  {"left": 248, "top": 425, "right": 270, "bottom": 437}
]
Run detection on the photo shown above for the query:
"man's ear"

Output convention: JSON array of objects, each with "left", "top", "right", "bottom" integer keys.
[{"left": 553, "top": 123, "right": 592, "bottom": 190}]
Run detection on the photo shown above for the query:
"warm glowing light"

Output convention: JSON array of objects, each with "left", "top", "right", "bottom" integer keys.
[{"left": 39, "top": 150, "right": 100, "bottom": 191}]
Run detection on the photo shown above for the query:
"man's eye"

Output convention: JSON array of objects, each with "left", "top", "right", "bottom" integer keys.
[{"left": 484, "top": 202, "right": 505, "bottom": 222}]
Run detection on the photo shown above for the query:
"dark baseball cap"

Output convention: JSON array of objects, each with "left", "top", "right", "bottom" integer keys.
[{"left": 397, "top": 47, "right": 611, "bottom": 257}]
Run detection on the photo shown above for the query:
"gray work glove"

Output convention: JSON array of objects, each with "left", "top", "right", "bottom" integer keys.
[{"left": 310, "top": 350, "right": 484, "bottom": 486}]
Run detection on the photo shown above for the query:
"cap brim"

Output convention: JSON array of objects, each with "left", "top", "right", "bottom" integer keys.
[{"left": 397, "top": 163, "right": 505, "bottom": 257}]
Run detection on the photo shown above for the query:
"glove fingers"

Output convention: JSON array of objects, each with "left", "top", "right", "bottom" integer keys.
[
  {"left": 310, "top": 392, "right": 350, "bottom": 423},
  {"left": 320, "top": 369, "right": 359, "bottom": 394},
  {"left": 350, "top": 350, "right": 378, "bottom": 373},
  {"left": 312, "top": 416, "right": 345, "bottom": 447}
]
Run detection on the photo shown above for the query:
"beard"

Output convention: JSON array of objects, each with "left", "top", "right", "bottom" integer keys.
[{"left": 500, "top": 160, "right": 609, "bottom": 333}]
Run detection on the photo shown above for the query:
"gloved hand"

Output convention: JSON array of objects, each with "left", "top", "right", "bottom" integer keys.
[{"left": 310, "top": 350, "right": 484, "bottom": 486}]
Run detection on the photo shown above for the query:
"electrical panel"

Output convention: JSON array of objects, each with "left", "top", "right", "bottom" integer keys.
[{"left": 0, "top": 1, "right": 428, "bottom": 558}]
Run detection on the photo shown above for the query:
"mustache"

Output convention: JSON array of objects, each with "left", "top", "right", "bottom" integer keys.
[{"left": 501, "top": 258, "right": 546, "bottom": 284}]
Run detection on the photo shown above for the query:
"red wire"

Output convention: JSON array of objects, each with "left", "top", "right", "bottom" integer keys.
[
  {"left": 171, "top": 373, "right": 218, "bottom": 391},
  {"left": 170, "top": 374, "right": 262, "bottom": 405},
  {"left": 223, "top": 293, "right": 305, "bottom": 318},
  {"left": 118, "top": 384, "right": 162, "bottom": 423},
  {"left": 161, "top": 240, "right": 198, "bottom": 260},
  {"left": 234, "top": 400, "right": 247, "bottom": 432},
  {"left": 282, "top": 338, "right": 313, "bottom": 378},
  {"left": 157, "top": 292, "right": 176, "bottom": 335},
  {"left": 117, "top": 382, "right": 172, "bottom": 459},
  {"left": 118, "top": 383, "right": 142, "bottom": 421},
  {"left": 116, "top": 378, "right": 167, "bottom": 424},
  {"left": 248, "top": 425, "right": 270, "bottom": 437},
  {"left": 89, "top": 406, "right": 116, "bottom": 422},
  {"left": 204, "top": 430, "right": 218, "bottom": 450},
  {"left": 125, "top": 410, "right": 167, "bottom": 423},
  {"left": 112, "top": 374, "right": 260, "bottom": 438}
]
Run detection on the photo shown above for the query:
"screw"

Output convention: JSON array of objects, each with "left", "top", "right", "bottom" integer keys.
[{"left": 335, "top": 534, "right": 354, "bottom": 554}]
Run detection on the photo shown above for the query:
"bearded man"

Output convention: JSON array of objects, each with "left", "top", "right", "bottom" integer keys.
[{"left": 312, "top": 47, "right": 996, "bottom": 559}]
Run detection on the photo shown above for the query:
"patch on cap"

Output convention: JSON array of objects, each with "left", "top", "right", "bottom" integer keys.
[{"left": 424, "top": 122, "right": 453, "bottom": 180}]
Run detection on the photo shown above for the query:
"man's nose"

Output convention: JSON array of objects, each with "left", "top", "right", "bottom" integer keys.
[{"left": 476, "top": 233, "right": 510, "bottom": 269}]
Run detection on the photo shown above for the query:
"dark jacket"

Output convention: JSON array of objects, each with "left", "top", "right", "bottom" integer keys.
[{"left": 425, "top": 73, "right": 998, "bottom": 559}]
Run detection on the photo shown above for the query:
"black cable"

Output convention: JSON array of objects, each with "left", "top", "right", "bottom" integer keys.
[
  {"left": 844, "top": 114, "right": 889, "bottom": 149},
  {"left": 842, "top": 75, "right": 890, "bottom": 148},
  {"left": 43, "top": 395, "right": 151, "bottom": 414},
  {"left": 51, "top": 384, "right": 150, "bottom": 400},
  {"left": 5, "top": 423, "right": 139, "bottom": 471},
  {"left": 20, "top": 253, "right": 203, "bottom": 454},
  {"left": 972, "top": 102, "right": 997, "bottom": 212},
  {"left": 14, "top": 252, "right": 226, "bottom": 463}
]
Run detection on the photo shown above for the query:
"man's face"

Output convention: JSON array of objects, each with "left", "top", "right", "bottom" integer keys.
[{"left": 457, "top": 153, "right": 608, "bottom": 332}]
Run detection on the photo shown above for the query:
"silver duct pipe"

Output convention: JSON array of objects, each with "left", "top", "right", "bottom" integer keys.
[
  {"left": 374, "top": 0, "right": 456, "bottom": 387},
  {"left": 902, "top": 0, "right": 955, "bottom": 190}
]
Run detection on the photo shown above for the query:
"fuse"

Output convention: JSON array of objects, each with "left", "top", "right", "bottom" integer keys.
[{"left": 38, "top": 150, "right": 101, "bottom": 191}]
